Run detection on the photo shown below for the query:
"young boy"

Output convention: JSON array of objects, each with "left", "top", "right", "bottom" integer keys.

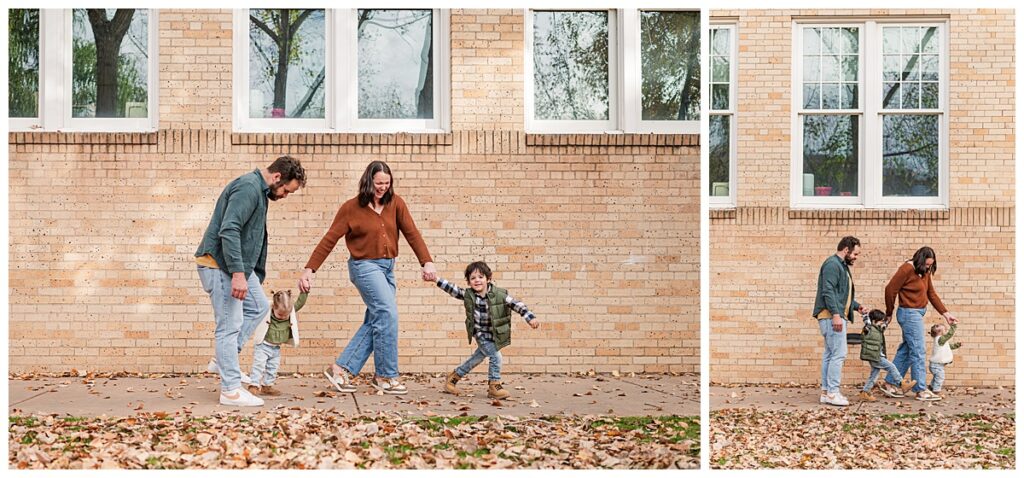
[
  {"left": 859, "top": 309, "right": 915, "bottom": 401},
  {"left": 247, "top": 289, "right": 305, "bottom": 396},
  {"left": 928, "top": 319, "right": 961, "bottom": 397},
  {"left": 436, "top": 261, "right": 539, "bottom": 399}
]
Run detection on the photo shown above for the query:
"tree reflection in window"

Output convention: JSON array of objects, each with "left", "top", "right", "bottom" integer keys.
[
  {"left": 9, "top": 9, "right": 39, "bottom": 118},
  {"left": 72, "top": 9, "right": 149, "bottom": 118},
  {"left": 248, "top": 9, "right": 326, "bottom": 119},
  {"left": 358, "top": 10, "right": 434, "bottom": 120},
  {"left": 533, "top": 11, "right": 609, "bottom": 121},
  {"left": 641, "top": 11, "right": 699, "bottom": 121}
]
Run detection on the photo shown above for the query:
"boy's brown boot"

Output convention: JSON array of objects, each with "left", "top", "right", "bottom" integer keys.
[
  {"left": 858, "top": 391, "right": 877, "bottom": 402},
  {"left": 444, "top": 371, "right": 462, "bottom": 396},
  {"left": 488, "top": 381, "right": 510, "bottom": 399},
  {"left": 900, "top": 377, "right": 917, "bottom": 393},
  {"left": 246, "top": 384, "right": 263, "bottom": 396},
  {"left": 260, "top": 385, "right": 282, "bottom": 396}
]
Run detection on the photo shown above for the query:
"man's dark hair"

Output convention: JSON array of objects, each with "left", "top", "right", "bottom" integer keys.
[
  {"left": 837, "top": 236, "right": 860, "bottom": 252},
  {"left": 911, "top": 246, "right": 938, "bottom": 275},
  {"left": 358, "top": 160, "right": 394, "bottom": 207},
  {"left": 268, "top": 155, "right": 306, "bottom": 187},
  {"left": 464, "top": 261, "right": 492, "bottom": 281}
]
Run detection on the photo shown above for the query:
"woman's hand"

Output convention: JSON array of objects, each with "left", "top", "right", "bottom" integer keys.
[
  {"left": 421, "top": 262, "right": 437, "bottom": 282},
  {"left": 944, "top": 312, "right": 957, "bottom": 325},
  {"left": 299, "top": 268, "right": 315, "bottom": 293}
]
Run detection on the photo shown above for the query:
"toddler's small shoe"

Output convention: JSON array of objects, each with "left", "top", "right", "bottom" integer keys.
[
  {"left": 260, "top": 385, "right": 282, "bottom": 397},
  {"left": 246, "top": 384, "right": 263, "bottom": 396},
  {"left": 899, "top": 377, "right": 917, "bottom": 393},
  {"left": 858, "top": 391, "right": 877, "bottom": 402},
  {"left": 488, "top": 381, "right": 510, "bottom": 399},
  {"left": 444, "top": 371, "right": 462, "bottom": 396}
]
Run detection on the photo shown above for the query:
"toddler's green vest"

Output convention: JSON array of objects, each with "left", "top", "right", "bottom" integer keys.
[{"left": 463, "top": 285, "right": 512, "bottom": 350}]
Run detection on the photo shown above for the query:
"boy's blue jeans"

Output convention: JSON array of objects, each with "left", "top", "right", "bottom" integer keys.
[
  {"left": 862, "top": 356, "right": 903, "bottom": 392},
  {"left": 336, "top": 258, "right": 400, "bottom": 379},
  {"left": 455, "top": 338, "right": 502, "bottom": 381},
  {"left": 197, "top": 266, "right": 269, "bottom": 392},
  {"left": 885, "top": 307, "right": 928, "bottom": 393},
  {"left": 929, "top": 361, "right": 947, "bottom": 392},
  {"left": 251, "top": 342, "right": 282, "bottom": 386}
]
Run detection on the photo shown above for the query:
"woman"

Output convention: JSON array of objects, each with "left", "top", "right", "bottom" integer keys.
[
  {"left": 299, "top": 161, "right": 436, "bottom": 395},
  {"left": 881, "top": 246, "right": 956, "bottom": 402}
]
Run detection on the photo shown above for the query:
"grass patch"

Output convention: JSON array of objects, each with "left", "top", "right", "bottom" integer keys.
[
  {"left": 882, "top": 413, "right": 920, "bottom": 421},
  {"left": 415, "top": 416, "right": 481, "bottom": 431},
  {"left": 10, "top": 416, "right": 40, "bottom": 427},
  {"left": 996, "top": 448, "right": 1014, "bottom": 457},
  {"left": 589, "top": 416, "right": 699, "bottom": 456},
  {"left": 61, "top": 416, "right": 89, "bottom": 423}
]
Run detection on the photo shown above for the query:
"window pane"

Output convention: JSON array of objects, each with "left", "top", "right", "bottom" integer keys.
[
  {"left": 921, "top": 27, "right": 939, "bottom": 53},
  {"left": 803, "top": 114, "right": 859, "bottom": 196},
  {"left": 248, "top": 9, "right": 325, "bottom": 119},
  {"left": 804, "top": 28, "right": 821, "bottom": 55},
  {"left": 359, "top": 10, "right": 434, "bottom": 120},
  {"left": 709, "top": 115, "right": 730, "bottom": 196},
  {"left": 883, "top": 55, "right": 901, "bottom": 81},
  {"left": 883, "top": 115, "right": 938, "bottom": 196},
  {"left": 921, "top": 82, "right": 939, "bottom": 109},
  {"left": 883, "top": 82, "right": 900, "bottom": 109},
  {"left": 534, "top": 11, "right": 609, "bottom": 121},
  {"left": 921, "top": 55, "right": 939, "bottom": 81},
  {"left": 902, "top": 54, "right": 920, "bottom": 81},
  {"left": 72, "top": 9, "right": 149, "bottom": 118},
  {"left": 712, "top": 85, "right": 729, "bottom": 110},
  {"left": 883, "top": 27, "right": 900, "bottom": 54},
  {"left": 641, "top": 11, "right": 699, "bottom": 121},
  {"left": 712, "top": 56, "right": 729, "bottom": 82},
  {"left": 803, "top": 83, "right": 820, "bottom": 109},
  {"left": 901, "top": 82, "right": 919, "bottom": 109},
  {"left": 9, "top": 9, "right": 39, "bottom": 118},
  {"left": 882, "top": 26, "right": 939, "bottom": 111},
  {"left": 804, "top": 27, "right": 858, "bottom": 111},
  {"left": 712, "top": 28, "right": 729, "bottom": 56}
]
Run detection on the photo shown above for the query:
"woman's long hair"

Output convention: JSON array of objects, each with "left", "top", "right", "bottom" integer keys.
[
  {"left": 911, "top": 246, "right": 937, "bottom": 276},
  {"left": 357, "top": 161, "right": 394, "bottom": 207}
]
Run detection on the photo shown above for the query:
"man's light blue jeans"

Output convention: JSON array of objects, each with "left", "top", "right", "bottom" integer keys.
[
  {"left": 455, "top": 338, "right": 502, "bottom": 381},
  {"left": 198, "top": 266, "right": 268, "bottom": 392},
  {"left": 886, "top": 307, "right": 927, "bottom": 393},
  {"left": 336, "top": 258, "right": 400, "bottom": 379},
  {"left": 819, "top": 317, "right": 847, "bottom": 394}
]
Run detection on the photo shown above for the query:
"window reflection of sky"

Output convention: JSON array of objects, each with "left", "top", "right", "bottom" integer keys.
[
  {"left": 358, "top": 10, "right": 432, "bottom": 119},
  {"left": 248, "top": 9, "right": 325, "bottom": 118}
]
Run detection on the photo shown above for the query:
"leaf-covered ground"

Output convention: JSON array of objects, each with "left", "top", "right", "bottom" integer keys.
[
  {"left": 711, "top": 408, "right": 1014, "bottom": 469},
  {"left": 9, "top": 411, "right": 698, "bottom": 469}
]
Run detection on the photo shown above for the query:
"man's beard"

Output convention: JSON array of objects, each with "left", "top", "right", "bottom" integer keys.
[
  {"left": 268, "top": 180, "right": 286, "bottom": 201},
  {"left": 843, "top": 253, "right": 855, "bottom": 266}
]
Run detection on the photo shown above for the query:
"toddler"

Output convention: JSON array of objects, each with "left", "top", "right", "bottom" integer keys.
[
  {"left": 436, "top": 261, "right": 539, "bottom": 399},
  {"left": 928, "top": 319, "right": 961, "bottom": 396},
  {"left": 248, "top": 289, "right": 305, "bottom": 396}
]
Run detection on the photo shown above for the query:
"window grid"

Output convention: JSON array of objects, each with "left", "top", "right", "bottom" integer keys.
[{"left": 709, "top": 24, "right": 736, "bottom": 207}]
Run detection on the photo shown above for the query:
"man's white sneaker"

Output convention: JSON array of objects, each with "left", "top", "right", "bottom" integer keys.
[
  {"left": 207, "top": 357, "right": 252, "bottom": 384},
  {"left": 822, "top": 392, "right": 850, "bottom": 406},
  {"left": 219, "top": 388, "right": 264, "bottom": 407}
]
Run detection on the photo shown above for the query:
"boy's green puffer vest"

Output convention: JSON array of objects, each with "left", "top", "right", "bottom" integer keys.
[
  {"left": 859, "top": 323, "right": 887, "bottom": 364},
  {"left": 463, "top": 284, "right": 512, "bottom": 350}
]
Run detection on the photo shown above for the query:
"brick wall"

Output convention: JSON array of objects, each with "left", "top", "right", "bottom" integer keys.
[
  {"left": 7, "top": 9, "right": 700, "bottom": 374},
  {"left": 710, "top": 9, "right": 1014, "bottom": 387}
]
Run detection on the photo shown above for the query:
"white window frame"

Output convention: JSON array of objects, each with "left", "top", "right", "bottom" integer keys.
[
  {"left": 622, "top": 9, "right": 700, "bottom": 134},
  {"left": 709, "top": 23, "right": 737, "bottom": 208},
  {"left": 233, "top": 9, "right": 450, "bottom": 134},
  {"left": 525, "top": 9, "right": 619, "bottom": 134},
  {"left": 790, "top": 19, "right": 948, "bottom": 210},
  {"left": 9, "top": 9, "right": 159, "bottom": 133}
]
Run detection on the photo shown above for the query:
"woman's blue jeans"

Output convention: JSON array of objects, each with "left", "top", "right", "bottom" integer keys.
[
  {"left": 336, "top": 258, "right": 400, "bottom": 378},
  {"left": 885, "top": 307, "right": 928, "bottom": 393}
]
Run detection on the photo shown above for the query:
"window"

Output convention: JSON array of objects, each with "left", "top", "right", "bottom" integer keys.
[
  {"left": 233, "top": 9, "right": 450, "bottom": 133},
  {"left": 8, "top": 9, "right": 159, "bottom": 132},
  {"left": 792, "top": 21, "right": 947, "bottom": 209},
  {"left": 709, "top": 24, "right": 736, "bottom": 207},
  {"left": 525, "top": 9, "right": 699, "bottom": 134}
]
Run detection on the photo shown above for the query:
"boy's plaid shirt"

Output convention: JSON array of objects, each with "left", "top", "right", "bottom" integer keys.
[{"left": 436, "top": 278, "right": 535, "bottom": 342}]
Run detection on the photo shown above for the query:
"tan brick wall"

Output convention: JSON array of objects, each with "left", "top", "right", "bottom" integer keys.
[
  {"left": 7, "top": 9, "right": 699, "bottom": 375},
  {"left": 710, "top": 9, "right": 1015, "bottom": 387}
]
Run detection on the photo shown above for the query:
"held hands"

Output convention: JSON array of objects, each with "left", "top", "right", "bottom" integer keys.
[
  {"left": 298, "top": 268, "right": 314, "bottom": 293},
  {"left": 857, "top": 305, "right": 868, "bottom": 315},
  {"left": 944, "top": 313, "right": 958, "bottom": 325},
  {"left": 231, "top": 272, "right": 248, "bottom": 300},
  {"left": 528, "top": 319, "right": 540, "bottom": 329},
  {"left": 421, "top": 262, "right": 437, "bottom": 282}
]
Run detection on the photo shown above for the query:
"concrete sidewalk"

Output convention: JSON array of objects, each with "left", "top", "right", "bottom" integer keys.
[
  {"left": 711, "top": 384, "right": 1015, "bottom": 415},
  {"left": 9, "top": 373, "right": 698, "bottom": 418}
]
